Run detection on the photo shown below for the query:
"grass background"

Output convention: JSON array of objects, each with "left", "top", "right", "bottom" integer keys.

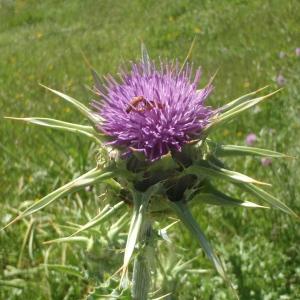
[{"left": 1, "top": 0, "right": 300, "bottom": 299}]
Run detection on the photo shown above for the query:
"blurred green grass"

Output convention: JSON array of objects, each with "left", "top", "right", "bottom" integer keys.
[{"left": 1, "top": 0, "right": 300, "bottom": 299}]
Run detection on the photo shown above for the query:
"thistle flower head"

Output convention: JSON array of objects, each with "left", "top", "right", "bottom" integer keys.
[{"left": 92, "top": 60, "right": 214, "bottom": 161}]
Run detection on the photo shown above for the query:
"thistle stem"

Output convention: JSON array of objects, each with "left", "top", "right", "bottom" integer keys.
[{"left": 131, "top": 217, "right": 152, "bottom": 300}]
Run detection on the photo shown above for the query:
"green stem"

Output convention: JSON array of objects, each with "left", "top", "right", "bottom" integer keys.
[{"left": 131, "top": 217, "right": 152, "bottom": 300}]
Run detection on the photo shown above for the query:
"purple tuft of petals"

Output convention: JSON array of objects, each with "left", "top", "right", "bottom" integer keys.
[
  {"left": 276, "top": 74, "right": 286, "bottom": 86},
  {"left": 296, "top": 48, "right": 300, "bottom": 57},
  {"left": 245, "top": 133, "right": 257, "bottom": 146},
  {"left": 92, "top": 61, "right": 214, "bottom": 161},
  {"left": 261, "top": 157, "right": 272, "bottom": 166}
]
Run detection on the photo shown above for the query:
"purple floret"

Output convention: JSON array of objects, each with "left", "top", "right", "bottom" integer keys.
[
  {"left": 92, "top": 61, "right": 214, "bottom": 161},
  {"left": 245, "top": 133, "right": 257, "bottom": 146}
]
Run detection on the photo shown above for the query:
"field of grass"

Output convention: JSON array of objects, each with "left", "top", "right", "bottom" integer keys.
[{"left": 1, "top": 0, "right": 300, "bottom": 299}]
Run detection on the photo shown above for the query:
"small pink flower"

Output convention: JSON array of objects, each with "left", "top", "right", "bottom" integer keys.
[
  {"left": 276, "top": 74, "right": 286, "bottom": 86},
  {"left": 261, "top": 157, "right": 272, "bottom": 166},
  {"left": 245, "top": 133, "right": 257, "bottom": 146},
  {"left": 296, "top": 48, "right": 300, "bottom": 57}
]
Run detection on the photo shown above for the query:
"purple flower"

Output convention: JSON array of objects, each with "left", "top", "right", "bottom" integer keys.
[
  {"left": 296, "top": 48, "right": 300, "bottom": 57},
  {"left": 261, "top": 157, "right": 272, "bottom": 166},
  {"left": 245, "top": 133, "right": 257, "bottom": 146},
  {"left": 276, "top": 74, "right": 286, "bottom": 86},
  {"left": 92, "top": 61, "right": 214, "bottom": 161}
]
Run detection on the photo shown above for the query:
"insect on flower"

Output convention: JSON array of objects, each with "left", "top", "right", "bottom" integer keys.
[
  {"left": 125, "top": 96, "right": 164, "bottom": 113},
  {"left": 126, "top": 96, "right": 146, "bottom": 113}
]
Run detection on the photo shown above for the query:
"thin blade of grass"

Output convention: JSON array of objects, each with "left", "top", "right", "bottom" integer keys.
[
  {"left": 0, "top": 279, "right": 26, "bottom": 289},
  {"left": 17, "top": 219, "right": 34, "bottom": 268},
  {"left": 91, "top": 68, "right": 103, "bottom": 91},
  {"left": 42, "top": 264, "right": 85, "bottom": 279},
  {"left": 43, "top": 236, "right": 91, "bottom": 245},
  {"left": 79, "top": 48, "right": 103, "bottom": 91},
  {"left": 141, "top": 43, "right": 151, "bottom": 75},
  {"left": 152, "top": 292, "right": 173, "bottom": 300},
  {"left": 4, "top": 266, "right": 43, "bottom": 277},
  {"left": 179, "top": 36, "right": 196, "bottom": 74}
]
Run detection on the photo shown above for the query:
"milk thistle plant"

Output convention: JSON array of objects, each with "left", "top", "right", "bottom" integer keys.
[{"left": 3, "top": 45, "right": 297, "bottom": 299}]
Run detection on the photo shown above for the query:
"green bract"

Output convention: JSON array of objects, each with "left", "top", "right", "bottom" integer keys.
[{"left": 3, "top": 46, "right": 297, "bottom": 299}]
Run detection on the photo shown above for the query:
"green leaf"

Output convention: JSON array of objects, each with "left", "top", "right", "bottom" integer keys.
[
  {"left": 192, "top": 192, "right": 268, "bottom": 208},
  {"left": 4, "top": 266, "right": 43, "bottom": 277},
  {"left": 218, "top": 85, "right": 269, "bottom": 113},
  {"left": 43, "top": 236, "right": 93, "bottom": 251},
  {"left": 5, "top": 117, "right": 103, "bottom": 143},
  {"left": 0, "top": 279, "right": 26, "bottom": 289},
  {"left": 168, "top": 201, "right": 238, "bottom": 299},
  {"left": 69, "top": 201, "right": 125, "bottom": 236},
  {"left": 42, "top": 264, "right": 85, "bottom": 279},
  {"left": 206, "top": 89, "right": 281, "bottom": 133},
  {"left": 1, "top": 168, "right": 114, "bottom": 230},
  {"left": 107, "top": 212, "right": 129, "bottom": 241},
  {"left": 185, "top": 161, "right": 270, "bottom": 186},
  {"left": 40, "top": 84, "right": 102, "bottom": 124},
  {"left": 238, "top": 183, "right": 298, "bottom": 217},
  {"left": 17, "top": 219, "right": 34, "bottom": 268},
  {"left": 104, "top": 178, "right": 123, "bottom": 192},
  {"left": 212, "top": 144, "right": 292, "bottom": 158},
  {"left": 120, "top": 199, "right": 145, "bottom": 286}
]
